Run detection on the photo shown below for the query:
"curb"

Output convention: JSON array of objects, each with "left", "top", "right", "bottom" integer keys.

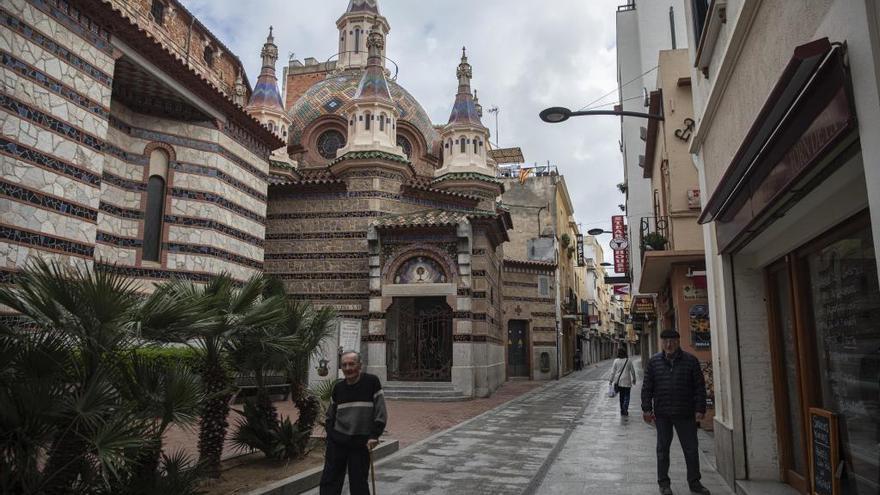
[{"left": 243, "top": 439, "right": 399, "bottom": 495}]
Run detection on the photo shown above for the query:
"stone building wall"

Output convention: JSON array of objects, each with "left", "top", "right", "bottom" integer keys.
[
  {"left": 96, "top": 102, "right": 268, "bottom": 284},
  {"left": 1, "top": 0, "right": 273, "bottom": 288},
  {"left": 501, "top": 261, "right": 557, "bottom": 380},
  {"left": 1, "top": 0, "right": 115, "bottom": 277}
]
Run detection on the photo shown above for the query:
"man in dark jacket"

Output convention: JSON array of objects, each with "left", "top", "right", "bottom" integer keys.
[
  {"left": 320, "top": 351, "right": 387, "bottom": 495},
  {"left": 642, "top": 329, "right": 710, "bottom": 495}
]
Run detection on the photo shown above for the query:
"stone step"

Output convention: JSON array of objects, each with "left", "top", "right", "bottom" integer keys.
[{"left": 383, "top": 381, "right": 457, "bottom": 390}]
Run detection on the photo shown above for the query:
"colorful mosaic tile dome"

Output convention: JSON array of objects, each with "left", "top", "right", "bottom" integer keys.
[{"left": 287, "top": 70, "right": 439, "bottom": 151}]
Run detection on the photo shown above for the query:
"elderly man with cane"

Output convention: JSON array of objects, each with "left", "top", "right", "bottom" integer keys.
[
  {"left": 320, "top": 351, "right": 387, "bottom": 495},
  {"left": 642, "top": 329, "right": 711, "bottom": 495}
]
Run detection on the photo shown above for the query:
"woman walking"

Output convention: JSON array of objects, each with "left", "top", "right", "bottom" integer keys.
[{"left": 610, "top": 348, "right": 637, "bottom": 415}]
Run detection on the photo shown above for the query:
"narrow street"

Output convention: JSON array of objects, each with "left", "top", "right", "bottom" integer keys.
[{"left": 305, "top": 359, "right": 732, "bottom": 495}]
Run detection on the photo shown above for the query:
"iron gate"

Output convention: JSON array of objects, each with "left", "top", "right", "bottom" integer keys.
[
  {"left": 387, "top": 297, "right": 453, "bottom": 381},
  {"left": 507, "top": 320, "right": 529, "bottom": 377}
]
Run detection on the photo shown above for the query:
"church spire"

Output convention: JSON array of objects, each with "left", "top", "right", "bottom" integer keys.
[
  {"left": 246, "top": 26, "right": 288, "bottom": 139},
  {"left": 337, "top": 0, "right": 389, "bottom": 70},
  {"left": 447, "top": 47, "right": 483, "bottom": 126},
  {"left": 334, "top": 25, "right": 405, "bottom": 159}
]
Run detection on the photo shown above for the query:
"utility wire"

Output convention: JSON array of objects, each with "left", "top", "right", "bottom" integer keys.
[
  {"left": 582, "top": 94, "right": 646, "bottom": 111},
  {"left": 576, "top": 65, "right": 658, "bottom": 112}
]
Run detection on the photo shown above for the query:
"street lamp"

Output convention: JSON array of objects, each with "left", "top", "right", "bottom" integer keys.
[
  {"left": 539, "top": 106, "right": 664, "bottom": 123},
  {"left": 600, "top": 262, "right": 613, "bottom": 267},
  {"left": 587, "top": 228, "right": 612, "bottom": 236}
]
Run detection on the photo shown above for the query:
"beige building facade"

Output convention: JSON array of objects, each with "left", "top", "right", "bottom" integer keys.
[{"left": 684, "top": 0, "right": 880, "bottom": 493}]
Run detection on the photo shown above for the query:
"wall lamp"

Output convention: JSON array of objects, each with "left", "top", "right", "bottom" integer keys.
[{"left": 539, "top": 107, "right": 664, "bottom": 123}]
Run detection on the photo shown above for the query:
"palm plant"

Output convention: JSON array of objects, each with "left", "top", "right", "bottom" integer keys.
[
  {"left": 0, "top": 260, "right": 204, "bottom": 493},
  {"left": 147, "top": 274, "right": 288, "bottom": 477}
]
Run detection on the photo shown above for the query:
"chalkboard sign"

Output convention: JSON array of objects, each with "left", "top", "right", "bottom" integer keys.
[{"left": 809, "top": 408, "right": 839, "bottom": 495}]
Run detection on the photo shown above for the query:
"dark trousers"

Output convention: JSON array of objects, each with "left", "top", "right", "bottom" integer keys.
[
  {"left": 319, "top": 437, "right": 370, "bottom": 495},
  {"left": 617, "top": 386, "right": 631, "bottom": 413},
  {"left": 655, "top": 415, "right": 701, "bottom": 486}
]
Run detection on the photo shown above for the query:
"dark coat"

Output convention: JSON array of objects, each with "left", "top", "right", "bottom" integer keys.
[{"left": 641, "top": 348, "right": 707, "bottom": 417}]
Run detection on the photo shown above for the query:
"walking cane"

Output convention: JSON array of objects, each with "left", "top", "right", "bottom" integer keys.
[{"left": 368, "top": 444, "right": 377, "bottom": 494}]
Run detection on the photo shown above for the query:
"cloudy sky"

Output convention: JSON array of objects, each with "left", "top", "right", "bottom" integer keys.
[{"left": 184, "top": 0, "right": 624, "bottom": 262}]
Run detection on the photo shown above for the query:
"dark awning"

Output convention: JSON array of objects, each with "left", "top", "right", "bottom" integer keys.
[{"left": 697, "top": 38, "right": 858, "bottom": 253}]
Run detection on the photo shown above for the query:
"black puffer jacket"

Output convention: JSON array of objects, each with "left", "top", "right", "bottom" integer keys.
[{"left": 641, "top": 349, "right": 706, "bottom": 417}]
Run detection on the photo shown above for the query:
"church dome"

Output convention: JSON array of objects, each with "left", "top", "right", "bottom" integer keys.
[{"left": 287, "top": 70, "right": 439, "bottom": 151}]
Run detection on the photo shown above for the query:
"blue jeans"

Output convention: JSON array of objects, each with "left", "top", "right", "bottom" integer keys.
[{"left": 617, "top": 386, "right": 631, "bottom": 413}]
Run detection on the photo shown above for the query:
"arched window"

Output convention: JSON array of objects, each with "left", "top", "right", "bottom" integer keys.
[
  {"left": 364, "top": 112, "right": 371, "bottom": 130},
  {"left": 474, "top": 139, "right": 478, "bottom": 154},
  {"left": 354, "top": 27, "right": 361, "bottom": 54},
  {"left": 143, "top": 148, "right": 169, "bottom": 262},
  {"left": 397, "top": 135, "right": 412, "bottom": 158},
  {"left": 379, "top": 113, "right": 386, "bottom": 132},
  {"left": 460, "top": 136, "right": 466, "bottom": 154}
]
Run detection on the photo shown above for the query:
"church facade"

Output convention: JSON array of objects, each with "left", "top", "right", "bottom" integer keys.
[{"left": 251, "top": 1, "right": 512, "bottom": 397}]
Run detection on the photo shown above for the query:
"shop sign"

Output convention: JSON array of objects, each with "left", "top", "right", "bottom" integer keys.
[
  {"left": 338, "top": 318, "right": 362, "bottom": 353},
  {"left": 683, "top": 284, "right": 707, "bottom": 300},
  {"left": 576, "top": 234, "right": 585, "bottom": 266},
  {"left": 632, "top": 295, "right": 655, "bottom": 314},
  {"left": 689, "top": 304, "right": 711, "bottom": 348},
  {"left": 611, "top": 215, "right": 629, "bottom": 273},
  {"left": 613, "top": 285, "right": 630, "bottom": 295}
]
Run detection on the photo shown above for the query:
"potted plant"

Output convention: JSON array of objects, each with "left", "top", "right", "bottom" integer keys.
[{"left": 642, "top": 232, "right": 668, "bottom": 251}]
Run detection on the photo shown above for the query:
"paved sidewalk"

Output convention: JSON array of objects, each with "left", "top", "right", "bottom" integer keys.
[{"left": 305, "top": 358, "right": 733, "bottom": 495}]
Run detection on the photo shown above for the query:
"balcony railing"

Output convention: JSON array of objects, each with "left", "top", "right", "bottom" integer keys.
[{"left": 639, "top": 216, "right": 669, "bottom": 260}]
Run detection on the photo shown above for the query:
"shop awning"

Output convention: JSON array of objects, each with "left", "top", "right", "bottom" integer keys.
[
  {"left": 698, "top": 38, "right": 857, "bottom": 253},
  {"left": 639, "top": 250, "right": 706, "bottom": 293}
]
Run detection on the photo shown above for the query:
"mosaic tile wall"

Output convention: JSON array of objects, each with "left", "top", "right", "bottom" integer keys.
[{"left": 1, "top": 0, "right": 270, "bottom": 289}]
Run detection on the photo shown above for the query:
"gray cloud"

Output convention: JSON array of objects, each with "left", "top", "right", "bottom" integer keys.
[{"left": 183, "top": 0, "right": 625, "bottom": 262}]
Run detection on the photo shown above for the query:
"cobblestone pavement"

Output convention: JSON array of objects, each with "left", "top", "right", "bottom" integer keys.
[{"left": 305, "top": 358, "right": 734, "bottom": 495}]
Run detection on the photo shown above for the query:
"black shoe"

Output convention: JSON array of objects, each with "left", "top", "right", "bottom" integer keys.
[
  {"left": 689, "top": 481, "right": 710, "bottom": 495},
  {"left": 622, "top": 410, "right": 629, "bottom": 416},
  {"left": 659, "top": 485, "right": 673, "bottom": 495}
]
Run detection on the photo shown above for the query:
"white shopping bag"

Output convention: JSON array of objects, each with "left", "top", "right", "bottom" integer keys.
[{"left": 607, "top": 383, "right": 616, "bottom": 398}]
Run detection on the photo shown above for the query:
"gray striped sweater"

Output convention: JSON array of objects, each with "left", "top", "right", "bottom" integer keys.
[{"left": 326, "top": 373, "right": 387, "bottom": 443}]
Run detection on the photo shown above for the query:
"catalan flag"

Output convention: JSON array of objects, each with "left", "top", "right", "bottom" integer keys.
[{"left": 518, "top": 167, "right": 533, "bottom": 184}]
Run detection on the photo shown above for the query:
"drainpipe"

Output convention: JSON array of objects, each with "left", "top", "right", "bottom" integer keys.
[{"left": 554, "top": 253, "right": 562, "bottom": 380}]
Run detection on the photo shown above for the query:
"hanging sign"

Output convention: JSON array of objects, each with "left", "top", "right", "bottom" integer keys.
[
  {"left": 338, "top": 318, "right": 362, "bottom": 354},
  {"left": 612, "top": 215, "right": 629, "bottom": 273},
  {"left": 576, "top": 234, "right": 585, "bottom": 266}
]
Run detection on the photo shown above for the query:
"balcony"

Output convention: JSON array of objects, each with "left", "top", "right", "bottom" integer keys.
[{"left": 639, "top": 216, "right": 669, "bottom": 261}]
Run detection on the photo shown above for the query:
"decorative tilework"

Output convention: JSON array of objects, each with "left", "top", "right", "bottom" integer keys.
[
  {"left": 0, "top": 179, "right": 97, "bottom": 221},
  {"left": 173, "top": 162, "right": 266, "bottom": 202},
  {"left": 267, "top": 211, "right": 380, "bottom": 220},
  {"left": 287, "top": 293, "right": 367, "bottom": 300},
  {"left": 266, "top": 231, "right": 367, "bottom": 240},
  {"left": 531, "top": 312, "right": 556, "bottom": 317},
  {"left": 472, "top": 291, "right": 487, "bottom": 299},
  {"left": 503, "top": 281, "right": 538, "bottom": 288},
  {"left": 1, "top": 94, "right": 103, "bottom": 151},
  {"left": 109, "top": 116, "right": 270, "bottom": 182},
  {"left": 264, "top": 252, "right": 367, "bottom": 260},
  {"left": 472, "top": 270, "right": 487, "bottom": 276},
  {"left": 95, "top": 263, "right": 215, "bottom": 283},
  {"left": 472, "top": 248, "right": 487, "bottom": 255},
  {"left": 0, "top": 9, "right": 112, "bottom": 86},
  {"left": 96, "top": 231, "right": 141, "bottom": 247},
  {"left": 274, "top": 272, "right": 365, "bottom": 280},
  {"left": 99, "top": 201, "right": 142, "bottom": 219},
  {"left": 453, "top": 311, "right": 472, "bottom": 319},
  {"left": 457, "top": 288, "right": 471, "bottom": 296},
  {"left": 287, "top": 71, "right": 439, "bottom": 148},
  {"left": 533, "top": 341, "right": 557, "bottom": 347},
  {"left": 272, "top": 189, "right": 481, "bottom": 213},
  {"left": 165, "top": 215, "right": 264, "bottom": 248},
  {"left": 102, "top": 172, "right": 145, "bottom": 192},
  {"left": 368, "top": 312, "right": 385, "bottom": 320},
  {"left": 361, "top": 334, "right": 386, "bottom": 342},
  {"left": 0, "top": 225, "right": 93, "bottom": 256},
  {"left": 164, "top": 243, "right": 263, "bottom": 270},
  {"left": 532, "top": 327, "right": 556, "bottom": 332},
  {"left": 0, "top": 137, "right": 100, "bottom": 186},
  {"left": 171, "top": 188, "right": 265, "bottom": 224},
  {"left": 103, "top": 143, "right": 148, "bottom": 165},
  {"left": 221, "top": 121, "right": 271, "bottom": 160},
  {"left": 1, "top": 51, "right": 110, "bottom": 120},
  {"left": 25, "top": 0, "right": 112, "bottom": 50}
]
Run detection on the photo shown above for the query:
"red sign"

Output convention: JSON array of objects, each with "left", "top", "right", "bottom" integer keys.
[
  {"left": 613, "top": 285, "right": 630, "bottom": 295},
  {"left": 611, "top": 215, "right": 629, "bottom": 274}
]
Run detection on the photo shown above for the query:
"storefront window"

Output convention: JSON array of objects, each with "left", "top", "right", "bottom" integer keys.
[
  {"left": 772, "top": 266, "right": 806, "bottom": 475},
  {"left": 805, "top": 222, "right": 880, "bottom": 494}
]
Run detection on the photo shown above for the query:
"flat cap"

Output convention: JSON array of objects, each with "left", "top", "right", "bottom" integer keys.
[{"left": 660, "top": 329, "right": 680, "bottom": 339}]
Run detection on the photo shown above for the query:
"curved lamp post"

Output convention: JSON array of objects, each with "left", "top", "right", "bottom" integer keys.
[
  {"left": 587, "top": 228, "right": 612, "bottom": 236},
  {"left": 539, "top": 107, "right": 664, "bottom": 123}
]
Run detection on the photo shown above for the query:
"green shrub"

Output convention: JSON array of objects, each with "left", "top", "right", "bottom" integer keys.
[{"left": 135, "top": 346, "right": 206, "bottom": 374}]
